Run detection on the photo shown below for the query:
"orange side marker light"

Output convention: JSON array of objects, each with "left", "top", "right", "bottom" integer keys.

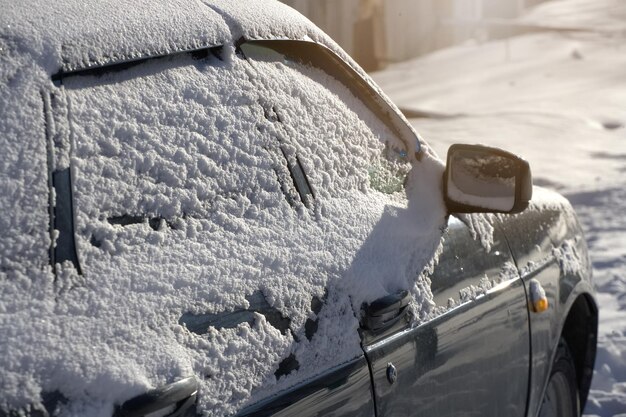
[{"left": 529, "top": 279, "right": 549, "bottom": 313}]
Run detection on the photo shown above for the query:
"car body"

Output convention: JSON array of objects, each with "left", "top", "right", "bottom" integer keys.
[{"left": 0, "top": 1, "right": 597, "bottom": 417}]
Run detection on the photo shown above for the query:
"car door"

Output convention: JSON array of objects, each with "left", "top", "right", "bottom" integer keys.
[{"left": 361, "top": 214, "right": 531, "bottom": 416}]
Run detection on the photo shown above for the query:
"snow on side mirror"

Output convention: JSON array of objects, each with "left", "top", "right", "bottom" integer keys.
[{"left": 444, "top": 144, "right": 532, "bottom": 214}]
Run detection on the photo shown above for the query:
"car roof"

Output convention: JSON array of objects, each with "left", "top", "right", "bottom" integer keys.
[{"left": 0, "top": 0, "right": 336, "bottom": 75}]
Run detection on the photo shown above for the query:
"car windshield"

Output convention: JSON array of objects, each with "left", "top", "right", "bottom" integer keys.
[
  {"left": 240, "top": 40, "right": 413, "bottom": 195},
  {"left": 240, "top": 40, "right": 417, "bottom": 154}
]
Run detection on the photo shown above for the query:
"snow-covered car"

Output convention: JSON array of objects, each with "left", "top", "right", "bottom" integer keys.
[{"left": 0, "top": 1, "right": 597, "bottom": 417}]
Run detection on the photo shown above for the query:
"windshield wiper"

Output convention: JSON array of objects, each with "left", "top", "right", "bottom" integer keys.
[
  {"left": 280, "top": 147, "right": 314, "bottom": 208},
  {"left": 114, "top": 377, "right": 197, "bottom": 417}
]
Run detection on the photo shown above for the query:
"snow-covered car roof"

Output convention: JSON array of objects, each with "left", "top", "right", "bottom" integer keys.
[
  {"left": 1, "top": 0, "right": 339, "bottom": 74},
  {"left": 1, "top": 0, "right": 420, "bottom": 151}
]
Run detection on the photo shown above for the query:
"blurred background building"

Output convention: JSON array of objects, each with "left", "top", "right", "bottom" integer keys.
[{"left": 281, "top": 0, "right": 547, "bottom": 70}]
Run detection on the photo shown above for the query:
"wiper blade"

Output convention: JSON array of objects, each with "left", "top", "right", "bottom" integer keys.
[
  {"left": 114, "top": 377, "right": 197, "bottom": 417},
  {"left": 279, "top": 147, "right": 314, "bottom": 208}
]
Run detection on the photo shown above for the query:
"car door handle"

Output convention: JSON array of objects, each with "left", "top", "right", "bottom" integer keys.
[{"left": 362, "top": 290, "right": 411, "bottom": 332}]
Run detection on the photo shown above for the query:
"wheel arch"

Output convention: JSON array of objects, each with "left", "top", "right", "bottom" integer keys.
[{"left": 560, "top": 293, "right": 598, "bottom": 411}]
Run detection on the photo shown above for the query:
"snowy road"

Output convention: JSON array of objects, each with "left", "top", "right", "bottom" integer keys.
[{"left": 372, "top": 1, "right": 626, "bottom": 415}]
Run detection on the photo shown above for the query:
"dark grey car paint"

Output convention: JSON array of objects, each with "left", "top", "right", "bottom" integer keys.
[
  {"left": 236, "top": 356, "right": 375, "bottom": 417},
  {"left": 362, "top": 216, "right": 530, "bottom": 417},
  {"left": 246, "top": 203, "right": 597, "bottom": 417},
  {"left": 241, "top": 215, "right": 534, "bottom": 417},
  {"left": 495, "top": 206, "right": 595, "bottom": 417}
]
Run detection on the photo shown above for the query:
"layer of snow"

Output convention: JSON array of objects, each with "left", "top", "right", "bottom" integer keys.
[
  {"left": 372, "top": 1, "right": 626, "bottom": 414},
  {"left": 0, "top": 0, "right": 341, "bottom": 74},
  {"left": 0, "top": 0, "right": 230, "bottom": 73},
  {"left": 553, "top": 238, "right": 584, "bottom": 277},
  {"left": 0, "top": 8, "right": 447, "bottom": 415},
  {"left": 456, "top": 212, "right": 496, "bottom": 253},
  {"left": 520, "top": 0, "right": 626, "bottom": 32}
]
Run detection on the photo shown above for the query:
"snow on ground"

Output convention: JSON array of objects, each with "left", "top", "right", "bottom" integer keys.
[{"left": 372, "top": 0, "right": 626, "bottom": 415}]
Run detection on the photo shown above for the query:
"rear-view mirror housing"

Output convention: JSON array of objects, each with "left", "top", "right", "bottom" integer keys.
[{"left": 444, "top": 144, "right": 532, "bottom": 214}]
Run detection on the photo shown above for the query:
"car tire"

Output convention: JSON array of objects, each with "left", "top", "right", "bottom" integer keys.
[{"left": 538, "top": 340, "right": 580, "bottom": 417}]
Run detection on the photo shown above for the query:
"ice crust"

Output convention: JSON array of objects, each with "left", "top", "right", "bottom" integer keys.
[{"left": 0, "top": 2, "right": 446, "bottom": 415}]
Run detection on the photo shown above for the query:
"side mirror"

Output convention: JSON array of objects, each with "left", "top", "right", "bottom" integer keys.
[{"left": 444, "top": 144, "right": 532, "bottom": 214}]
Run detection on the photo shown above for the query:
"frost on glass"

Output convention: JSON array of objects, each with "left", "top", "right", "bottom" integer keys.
[{"left": 368, "top": 145, "right": 411, "bottom": 194}]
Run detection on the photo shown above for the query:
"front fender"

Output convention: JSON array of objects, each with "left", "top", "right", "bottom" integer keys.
[{"left": 495, "top": 187, "right": 597, "bottom": 417}]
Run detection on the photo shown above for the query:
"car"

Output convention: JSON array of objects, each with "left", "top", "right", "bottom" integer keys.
[{"left": 0, "top": 1, "right": 597, "bottom": 416}]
